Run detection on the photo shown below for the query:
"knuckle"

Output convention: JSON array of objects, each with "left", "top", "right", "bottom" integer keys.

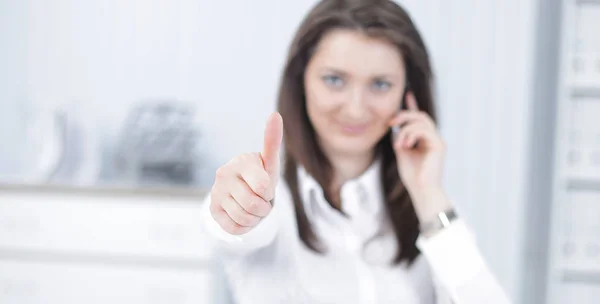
[
  {"left": 236, "top": 153, "right": 249, "bottom": 161},
  {"left": 264, "top": 187, "right": 276, "bottom": 201},
  {"left": 245, "top": 199, "right": 260, "bottom": 214},
  {"left": 235, "top": 154, "right": 247, "bottom": 163},
  {"left": 230, "top": 153, "right": 249, "bottom": 167},
  {"left": 249, "top": 151, "right": 262, "bottom": 160},
  {"left": 209, "top": 196, "right": 219, "bottom": 213},
  {"left": 216, "top": 217, "right": 232, "bottom": 232},
  {"left": 215, "top": 166, "right": 228, "bottom": 179},
  {"left": 231, "top": 227, "right": 249, "bottom": 235},
  {"left": 222, "top": 219, "right": 240, "bottom": 234},
  {"left": 239, "top": 213, "right": 258, "bottom": 227},
  {"left": 229, "top": 223, "right": 249, "bottom": 235},
  {"left": 250, "top": 176, "right": 269, "bottom": 197},
  {"left": 233, "top": 153, "right": 261, "bottom": 174},
  {"left": 255, "top": 178, "right": 269, "bottom": 195},
  {"left": 210, "top": 183, "right": 220, "bottom": 196},
  {"left": 247, "top": 198, "right": 266, "bottom": 215},
  {"left": 209, "top": 192, "right": 225, "bottom": 211},
  {"left": 240, "top": 152, "right": 258, "bottom": 163}
]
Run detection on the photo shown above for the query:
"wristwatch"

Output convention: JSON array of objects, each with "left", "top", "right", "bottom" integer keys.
[{"left": 420, "top": 208, "right": 458, "bottom": 236}]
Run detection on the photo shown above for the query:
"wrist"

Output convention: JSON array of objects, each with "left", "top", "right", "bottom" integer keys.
[{"left": 409, "top": 186, "right": 452, "bottom": 224}]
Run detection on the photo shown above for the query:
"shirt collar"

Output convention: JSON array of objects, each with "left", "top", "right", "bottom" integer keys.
[{"left": 296, "top": 158, "right": 384, "bottom": 221}]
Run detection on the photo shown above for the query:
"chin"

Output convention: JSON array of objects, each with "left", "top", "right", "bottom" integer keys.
[{"left": 325, "top": 135, "right": 379, "bottom": 157}]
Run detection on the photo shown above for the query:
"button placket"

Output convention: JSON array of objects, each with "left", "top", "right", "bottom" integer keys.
[{"left": 356, "top": 184, "right": 368, "bottom": 206}]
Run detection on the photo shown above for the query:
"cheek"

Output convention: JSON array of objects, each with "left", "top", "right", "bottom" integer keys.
[
  {"left": 305, "top": 82, "right": 340, "bottom": 126},
  {"left": 372, "top": 94, "right": 403, "bottom": 122},
  {"left": 306, "top": 83, "right": 339, "bottom": 111},
  {"left": 306, "top": 95, "right": 336, "bottom": 136}
]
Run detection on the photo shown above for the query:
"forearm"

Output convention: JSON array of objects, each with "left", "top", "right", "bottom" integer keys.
[{"left": 417, "top": 220, "right": 511, "bottom": 303}]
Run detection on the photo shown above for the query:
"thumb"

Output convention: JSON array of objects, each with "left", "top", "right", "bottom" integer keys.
[{"left": 260, "top": 112, "right": 283, "bottom": 179}]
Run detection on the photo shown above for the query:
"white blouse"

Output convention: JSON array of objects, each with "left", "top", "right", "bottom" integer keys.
[{"left": 200, "top": 161, "right": 511, "bottom": 304}]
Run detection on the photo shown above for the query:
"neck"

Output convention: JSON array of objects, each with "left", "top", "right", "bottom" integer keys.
[
  {"left": 325, "top": 150, "right": 375, "bottom": 208},
  {"left": 330, "top": 153, "right": 374, "bottom": 184}
]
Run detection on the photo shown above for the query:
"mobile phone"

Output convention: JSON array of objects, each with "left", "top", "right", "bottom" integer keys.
[
  {"left": 400, "top": 81, "right": 411, "bottom": 110},
  {"left": 392, "top": 83, "right": 411, "bottom": 138}
]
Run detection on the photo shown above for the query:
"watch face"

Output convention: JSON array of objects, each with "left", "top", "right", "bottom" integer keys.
[{"left": 421, "top": 209, "right": 457, "bottom": 235}]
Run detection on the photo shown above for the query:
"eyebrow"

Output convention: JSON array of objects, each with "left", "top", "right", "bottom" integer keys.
[
  {"left": 319, "top": 66, "right": 401, "bottom": 79},
  {"left": 320, "top": 67, "right": 349, "bottom": 77}
]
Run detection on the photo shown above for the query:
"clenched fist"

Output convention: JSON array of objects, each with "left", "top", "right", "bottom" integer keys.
[{"left": 209, "top": 112, "right": 283, "bottom": 235}]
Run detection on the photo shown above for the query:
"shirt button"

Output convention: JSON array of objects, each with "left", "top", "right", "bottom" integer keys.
[{"left": 356, "top": 184, "right": 368, "bottom": 204}]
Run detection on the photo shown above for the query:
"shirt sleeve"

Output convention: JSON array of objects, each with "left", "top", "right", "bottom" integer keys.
[
  {"left": 199, "top": 193, "right": 282, "bottom": 256},
  {"left": 417, "top": 219, "right": 512, "bottom": 304}
]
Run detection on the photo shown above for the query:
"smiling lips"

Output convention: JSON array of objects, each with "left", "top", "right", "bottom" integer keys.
[{"left": 341, "top": 123, "right": 368, "bottom": 135}]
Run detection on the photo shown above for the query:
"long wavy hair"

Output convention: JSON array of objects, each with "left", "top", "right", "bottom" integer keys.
[{"left": 277, "top": 0, "right": 437, "bottom": 265}]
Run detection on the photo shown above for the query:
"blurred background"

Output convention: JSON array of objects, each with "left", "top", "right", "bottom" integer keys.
[{"left": 0, "top": 0, "right": 598, "bottom": 303}]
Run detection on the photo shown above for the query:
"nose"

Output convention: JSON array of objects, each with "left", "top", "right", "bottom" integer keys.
[{"left": 345, "top": 87, "right": 368, "bottom": 118}]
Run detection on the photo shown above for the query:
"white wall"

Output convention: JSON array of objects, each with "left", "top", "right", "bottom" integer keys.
[
  {"left": 0, "top": 0, "right": 30, "bottom": 177},
  {"left": 1, "top": 0, "right": 322, "bottom": 185},
  {"left": 0, "top": 0, "right": 546, "bottom": 302},
  {"left": 401, "top": 1, "right": 538, "bottom": 301}
]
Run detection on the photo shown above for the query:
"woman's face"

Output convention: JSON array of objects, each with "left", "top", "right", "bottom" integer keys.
[{"left": 304, "top": 29, "right": 407, "bottom": 159}]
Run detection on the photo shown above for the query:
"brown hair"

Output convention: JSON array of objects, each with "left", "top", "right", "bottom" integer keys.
[{"left": 277, "top": 0, "right": 436, "bottom": 264}]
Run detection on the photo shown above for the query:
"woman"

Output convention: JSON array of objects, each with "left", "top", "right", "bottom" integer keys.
[{"left": 201, "top": 0, "right": 511, "bottom": 303}]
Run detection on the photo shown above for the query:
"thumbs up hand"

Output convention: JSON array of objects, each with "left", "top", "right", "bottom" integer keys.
[{"left": 209, "top": 113, "right": 284, "bottom": 235}]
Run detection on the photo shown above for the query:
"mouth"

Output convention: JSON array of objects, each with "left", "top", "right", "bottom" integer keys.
[{"left": 340, "top": 123, "right": 368, "bottom": 135}]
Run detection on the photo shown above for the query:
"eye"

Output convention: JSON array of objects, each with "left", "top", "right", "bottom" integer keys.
[
  {"left": 371, "top": 79, "right": 392, "bottom": 92},
  {"left": 322, "top": 74, "right": 345, "bottom": 89}
]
